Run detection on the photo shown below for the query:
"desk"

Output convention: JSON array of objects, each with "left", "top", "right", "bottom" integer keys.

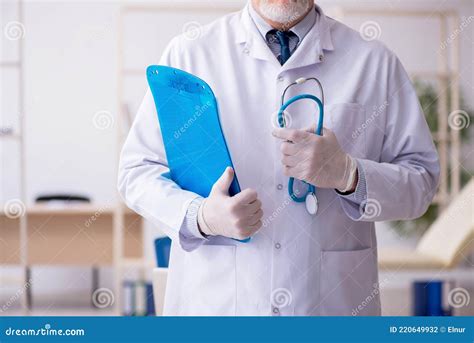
[{"left": 0, "top": 203, "right": 144, "bottom": 313}]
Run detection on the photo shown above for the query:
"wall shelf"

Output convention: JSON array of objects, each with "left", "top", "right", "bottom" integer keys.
[{"left": 0, "top": 1, "right": 146, "bottom": 315}]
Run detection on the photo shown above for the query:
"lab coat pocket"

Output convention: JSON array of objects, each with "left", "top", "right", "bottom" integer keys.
[
  {"left": 181, "top": 244, "right": 236, "bottom": 316},
  {"left": 326, "top": 103, "right": 367, "bottom": 158},
  {"left": 319, "top": 247, "right": 380, "bottom": 316}
]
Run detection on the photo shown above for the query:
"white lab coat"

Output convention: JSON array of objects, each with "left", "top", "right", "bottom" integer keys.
[{"left": 118, "top": 5, "right": 439, "bottom": 316}]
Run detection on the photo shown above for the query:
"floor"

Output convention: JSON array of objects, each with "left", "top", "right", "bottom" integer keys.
[{"left": 1, "top": 271, "right": 473, "bottom": 316}]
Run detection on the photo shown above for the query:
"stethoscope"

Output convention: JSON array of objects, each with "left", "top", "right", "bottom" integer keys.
[{"left": 277, "top": 77, "right": 324, "bottom": 215}]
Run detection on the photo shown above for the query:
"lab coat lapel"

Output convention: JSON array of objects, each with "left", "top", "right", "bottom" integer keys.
[
  {"left": 235, "top": 5, "right": 284, "bottom": 68},
  {"left": 281, "top": 5, "right": 335, "bottom": 72}
]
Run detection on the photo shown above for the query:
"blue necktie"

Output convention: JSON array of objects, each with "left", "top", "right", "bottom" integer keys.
[{"left": 275, "top": 30, "right": 292, "bottom": 65}]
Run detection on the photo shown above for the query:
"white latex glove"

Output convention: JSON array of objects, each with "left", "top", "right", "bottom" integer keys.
[
  {"left": 272, "top": 127, "right": 358, "bottom": 191},
  {"left": 198, "top": 167, "right": 263, "bottom": 240}
]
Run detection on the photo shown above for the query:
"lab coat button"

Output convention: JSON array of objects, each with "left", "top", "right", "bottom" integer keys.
[
  {"left": 275, "top": 243, "right": 281, "bottom": 249},
  {"left": 277, "top": 183, "right": 283, "bottom": 190},
  {"left": 319, "top": 54, "right": 323, "bottom": 61},
  {"left": 272, "top": 307, "right": 280, "bottom": 315},
  {"left": 243, "top": 48, "right": 250, "bottom": 55},
  {"left": 277, "top": 76, "right": 284, "bottom": 82}
]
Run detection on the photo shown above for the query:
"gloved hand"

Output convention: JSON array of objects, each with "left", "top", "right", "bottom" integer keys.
[
  {"left": 272, "top": 127, "right": 358, "bottom": 192},
  {"left": 198, "top": 167, "right": 263, "bottom": 240}
]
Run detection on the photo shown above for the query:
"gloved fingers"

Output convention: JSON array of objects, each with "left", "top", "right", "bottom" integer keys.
[
  {"left": 235, "top": 224, "right": 261, "bottom": 240},
  {"left": 247, "top": 220, "right": 262, "bottom": 231},
  {"left": 243, "top": 199, "right": 262, "bottom": 215},
  {"left": 272, "top": 127, "right": 309, "bottom": 143},
  {"left": 283, "top": 165, "right": 297, "bottom": 178},
  {"left": 233, "top": 188, "right": 258, "bottom": 205},
  {"left": 283, "top": 163, "right": 307, "bottom": 180},
  {"left": 305, "top": 125, "right": 330, "bottom": 136},
  {"left": 283, "top": 147, "right": 313, "bottom": 167},
  {"left": 301, "top": 131, "right": 322, "bottom": 146},
  {"left": 240, "top": 211, "right": 263, "bottom": 237},
  {"left": 235, "top": 215, "right": 262, "bottom": 238},
  {"left": 322, "top": 127, "right": 333, "bottom": 135},
  {"left": 304, "top": 124, "right": 317, "bottom": 133},
  {"left": 280, "top": 141, "right": 299, "bottom": 155},
  {"left": 281, "top": 154, "right": 300, "bottom": 167},
  {"left": 211, "top": 167, "right": 235, "bottom": 195},
  {"left": 248, "top": 209, "right": 264, "bottom": 224},
  {"left": 247, "top": 211, "right": 263, "bottom": 229}
]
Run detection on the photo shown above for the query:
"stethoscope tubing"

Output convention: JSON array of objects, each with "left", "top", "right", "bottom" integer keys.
[{"left": 277, "top": 78, "right": 324, "bottom": 205}]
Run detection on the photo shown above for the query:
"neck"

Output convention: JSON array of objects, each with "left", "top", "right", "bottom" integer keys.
[{"left": 254, "top": 3, "right": 313, "bottom": 31}]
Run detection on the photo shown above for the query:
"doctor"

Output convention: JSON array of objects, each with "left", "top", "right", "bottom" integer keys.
[{"left": 118, "top": 0, "right": 439, "bottom": 315}]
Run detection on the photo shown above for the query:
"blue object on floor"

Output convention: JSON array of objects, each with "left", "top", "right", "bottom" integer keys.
[
  {"left": 155, "top": 237, "right": 171, "bottom": 268},
  {"left": 413, "top": 280, "right": 451, "bottom": 316},
  {"left": 426, "top": 281, "right": 444, "bottom": 316},
  {"left": 413, "top": 281, "right": 427, "bottom": 316},
  {"left": 146, "top": 283, "right": 155, "bottom": 316},
  {"left": 146, "top": 65, "right": 249, "bottom": 243}
]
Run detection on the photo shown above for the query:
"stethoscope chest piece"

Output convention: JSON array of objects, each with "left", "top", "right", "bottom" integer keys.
[{"left": 305, "top": 192, "right": 318, "bottom": 215}]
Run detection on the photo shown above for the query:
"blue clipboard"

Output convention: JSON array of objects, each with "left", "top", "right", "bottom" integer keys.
[{"left": 147, "top": 65, "right": 249, "bottom": 242}]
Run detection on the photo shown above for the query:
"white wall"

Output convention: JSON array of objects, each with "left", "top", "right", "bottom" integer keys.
[
  {"left": 2, "top": 0, "right": 473, "bottom": 203},
  {"left": 25, "top": 1, "right": 119, "bottom": 204},
  {"left": 1, "top": 0, "right": 473, "bottom": 306}
]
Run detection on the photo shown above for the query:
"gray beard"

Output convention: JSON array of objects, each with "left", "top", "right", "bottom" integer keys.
[{"left": 258, "top": 0, "right": 312, "bottom": 26}]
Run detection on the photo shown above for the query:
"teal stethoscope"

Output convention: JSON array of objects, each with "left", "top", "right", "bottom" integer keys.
[{"left": 277, "top": 77, "right": 324, "bottom": 215}]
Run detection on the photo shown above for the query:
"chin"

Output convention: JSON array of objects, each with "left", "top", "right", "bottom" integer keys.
[{"left": 257, "top": 0, "right": 313, "bottom": 24}]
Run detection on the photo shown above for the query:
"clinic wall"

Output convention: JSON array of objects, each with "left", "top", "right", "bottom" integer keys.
[
  {"left": 9, "top": 0, "right": 474, "bottom": 207},
  {"left": 1, "top": 0, "right": 473, "bottom": 306},
  {"left": 23, "top": 1, "right": 119, "bottom": 205},
  {"left": 1, "top": 0, "right": 121, "bottom": 305},
  {"left": 9, "top": 0, "right": 474, "bottom": 203}
]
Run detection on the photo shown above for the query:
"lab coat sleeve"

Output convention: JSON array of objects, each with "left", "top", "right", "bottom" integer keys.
[
  {"left": 117, "top": 38, "right": 208, "bottom": 251},
  {"left": 335, "top": 160, "right": 368, "bottom": 217},
  {"left": 179, "top": 197, "right": 210, "bottom": 250},
  {"left": 338, "top": 55, "right": 440, "bottom": 221}
]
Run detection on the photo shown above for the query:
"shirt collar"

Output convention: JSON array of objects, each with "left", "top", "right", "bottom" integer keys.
[
  {"left": 236, "top": 3, "right": 334, "bottom": 68},
  {"left": 248, "top": 2, "right": 317, "bottom": 43},
  {"left": 236, "top": 3, "right": 334, "bottom": 52}
]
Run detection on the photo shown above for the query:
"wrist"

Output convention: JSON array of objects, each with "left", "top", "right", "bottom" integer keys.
[
  {"left": 337, "top": 155, "right": 358, "bottom": 193},
  {"left": 197, "top": 199, "right": 215, "bottom": 237},
  {"left": 342, "top": 168, "right": 358, "bottom": 194}
]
